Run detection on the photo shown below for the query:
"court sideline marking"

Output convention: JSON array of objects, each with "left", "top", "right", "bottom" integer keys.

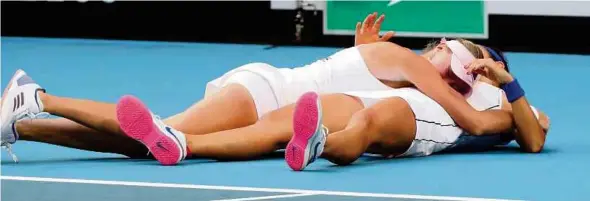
[
  {"left": 1, "top": 176, "right": 522, "bottom": 201},
  {"left": 210, "top": 193, "right": 317, "bottom": 201}
]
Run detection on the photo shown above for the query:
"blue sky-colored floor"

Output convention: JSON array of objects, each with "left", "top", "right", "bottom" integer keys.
[{"left": 1, "top": 37, "right": 589, "bottom": 201}]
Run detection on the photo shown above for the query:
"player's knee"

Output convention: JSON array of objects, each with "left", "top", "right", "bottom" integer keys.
[
  {"left": 223, "top": 84, "right": 254, "bottom": 104},
  {"left": 351, "top": 109, "right": 374, "bottom": 127},
  {"left": 349, "top": 109, "right": 378, "bottom": 139}
]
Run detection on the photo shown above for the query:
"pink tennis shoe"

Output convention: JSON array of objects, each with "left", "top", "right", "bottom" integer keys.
[
  {"left": 285, "top": 91, "right": 328, "bottom": 171},
  {"left": 116, "top": 95, "right": 187, "bottom": 166}
]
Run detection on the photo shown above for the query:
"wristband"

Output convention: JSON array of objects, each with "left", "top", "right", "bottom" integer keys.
[{"left": 501, "top": 79, "right": 525, "bottom": 103}]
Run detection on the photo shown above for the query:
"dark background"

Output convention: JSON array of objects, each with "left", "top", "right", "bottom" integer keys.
[{"left": 2, "top": 1, "right": 589, "bottom": 55}]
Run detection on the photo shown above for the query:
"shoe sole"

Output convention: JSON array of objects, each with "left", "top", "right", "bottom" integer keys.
[
  {"left": 116, "top": 95, "right": 182, "bottom": 166},
  {"left": 285, "top": 91, "right": 322, "bottom": 171}
]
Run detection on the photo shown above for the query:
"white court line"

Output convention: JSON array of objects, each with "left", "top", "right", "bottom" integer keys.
[
  {"left": 210, "top": 193, "right": 317, "bottom": 201},
  {"left": 1, "top": 176, "right": 522, "bottom": 201}
]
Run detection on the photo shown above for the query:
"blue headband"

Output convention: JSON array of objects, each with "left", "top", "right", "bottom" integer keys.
[
  {"left": 485, "top": 46, "right": 503, "bottom": 63},
  {"left": 485, "top": 46, "right": 510, "bottom": 72}
]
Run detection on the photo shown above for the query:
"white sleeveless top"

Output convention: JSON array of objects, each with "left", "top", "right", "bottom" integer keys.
[
  {"left": 206, "top": 47, "right": 391, "bottom": 107},
  {"left": 280, "top": 46, "right": 391, "bottom": 92}
]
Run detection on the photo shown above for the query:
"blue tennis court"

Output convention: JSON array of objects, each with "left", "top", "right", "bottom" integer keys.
[{"left": 1, "top": 37, "right": 589, "bottom": 201}]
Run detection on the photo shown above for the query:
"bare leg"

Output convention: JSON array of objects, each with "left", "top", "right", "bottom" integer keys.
[
  {"left": 17, "top": 118, "right": 149, "bottom": 158},
  {"left": 17, "top": 83, "right": 256, "bottom": 158},
  {"left": 40, "top": 92, "right": 125, "bottom": 136},
  {"left": 185, "top": 94, "right": 364, "bottom": 160},
  {"left": 15, "top": 113, "right": 188, "bottom": 158},
  {"left": 40, "top": 83, "right": 257, "bottom": 136},
  {"left": 322, "top": 97, "right": 416, "bottom": 165},
  {"left": 167, "top": 84, "right": 259, "bottom": 134}
]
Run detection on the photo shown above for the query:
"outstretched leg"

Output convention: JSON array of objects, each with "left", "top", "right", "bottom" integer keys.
[
  {"left": 39, "top": 92, "right": 125, "bottom": 136},
  {"left": 17, "top": 118, "right": 149, "bottom": 158},
  {"left": 15, "top": 83, "right": 257, "bottom": 157},
  {"left": 0, "top": 70, "right": 147, "bottom": 159},
  {"left": 39, "top": 83, "right": 258, "bottom": 136},
  {"left": 3, "top": 69, "right": 260, "bottom": 159}
]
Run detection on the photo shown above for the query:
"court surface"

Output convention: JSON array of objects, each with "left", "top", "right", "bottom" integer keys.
[{"left": 1, "top": 37, "right": 589, "bottom": 201}]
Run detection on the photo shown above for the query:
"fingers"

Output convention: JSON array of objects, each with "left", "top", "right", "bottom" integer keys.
[
  {"left": 466, "top": 62, "right": 479, "bottom": 73},
  {"left": 474, "top": 58, "right": 506, "bottom": 74},
  {"left": 379, "top": 31, "right": 396, "bottom": 41},
  {"left": 355, "top": 22, "right": 362, "bottom": 35},
  {"left": 482, "top": 58, "right": 499, "bottom": 68},
  {"left": 469, "top": 68, "right": 487, "bottom": 76},
  {"left": 373, "top": 14, "right": 385, "bottom": 32},
  {"left": 367, "top": 12, "right": 377, "bottom": 31},
  {"left": 466, "top": 62, "right": 487, "bottom": 75},
  {"left": 361, "top": 14, "right": 370, "bottom": 32},
  {"left": 362, "top": 12, "right": 376, "bottom": 32}
]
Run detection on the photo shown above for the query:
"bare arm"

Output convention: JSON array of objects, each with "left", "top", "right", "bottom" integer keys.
[{"left": 499, "top": 93, "right": 548, "bottom": 153}]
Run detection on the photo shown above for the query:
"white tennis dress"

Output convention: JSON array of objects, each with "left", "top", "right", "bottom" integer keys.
[
  {"left": 205, "top": 47, "right": 391, "bottom": 117},
  {"left": 343, "top": 81, "right": 506, "bottom": 157},
  {"left": 206, "top": 46, "right": 527, "bottom": 155}
]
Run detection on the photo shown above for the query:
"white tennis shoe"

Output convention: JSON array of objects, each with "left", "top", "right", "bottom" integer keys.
[{"left": 1, "top": 69, "right": 47, "bottom": 162}]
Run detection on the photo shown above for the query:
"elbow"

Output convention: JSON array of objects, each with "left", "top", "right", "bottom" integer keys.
[
  {"left": 468, "top": 127, "right": 485, "bottom": 136},
  {"left": 522, "top": 138, "right": 545, "bottom": 153},
  {"left": 468, "top": 111, "right": 514, "bottom": 136},
  {"left": 520, "top": 126, "right": 548, "bottom": 153},
  {"left": 465, "top": 120, "right": 486, "bottom": 136},
  {"left": 523, "top": 143, "right": 544, "bottom": 153}
]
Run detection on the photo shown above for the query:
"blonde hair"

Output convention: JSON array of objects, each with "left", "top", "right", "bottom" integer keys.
[
  {"left": 456, "top": 39, "right": 483, "bottom": 59},
  {"left": 422, "top": 38, "right": 483, "bottom": 59}
]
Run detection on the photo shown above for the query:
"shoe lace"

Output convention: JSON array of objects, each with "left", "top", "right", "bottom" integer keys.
[
  {"left": 1, "top": 111, "right": 51, "bottom": 163},
  {"left": 17, "top": 110, "right": 51, "bottom": 122},
  {"left": 1, "top": 142, "right": 19, "bottom": 163}
]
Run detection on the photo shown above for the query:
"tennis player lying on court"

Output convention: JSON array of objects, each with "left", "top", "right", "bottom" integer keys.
[
  {"left": 112, "top": 36, "right": 549, "bottom": 169},
  {"left": 0, "top": 13, "right": 532, "bottom": 165},
  {"left": 0, "top": 37, "right": 489, "bottom": 163},
  {"left": 112, "top": 35, "right": 501, "bottom": 163},
  {"left": 283, "top": 41, "right": 550, "bottom": 170},
  {"left": 117, "top": 13, "right": 547, "bottom": 168}
]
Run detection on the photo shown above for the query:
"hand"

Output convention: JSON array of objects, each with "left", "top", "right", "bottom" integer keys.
[
  {"left": 354, "top": 12, "right": 395, "bottom": 46},
  {"left": 466, "top": 58, "right": 514, "bottom": 84}
]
